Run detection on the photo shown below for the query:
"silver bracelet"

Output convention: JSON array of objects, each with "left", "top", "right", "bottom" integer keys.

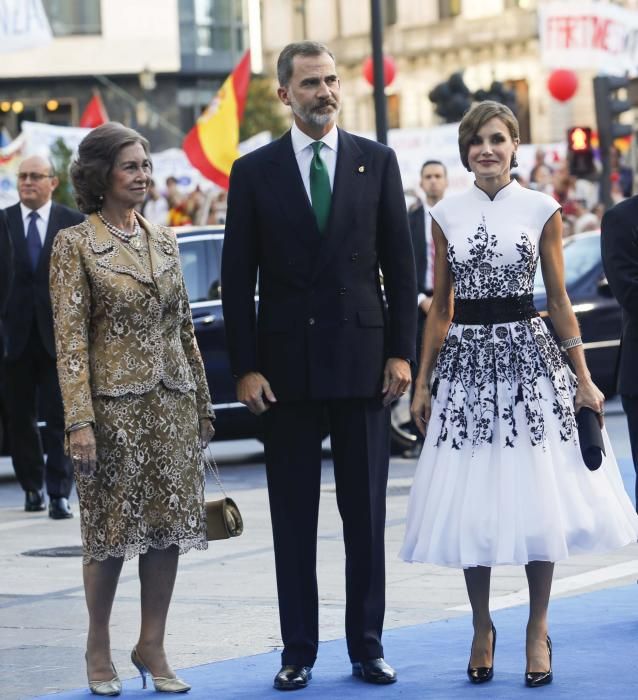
[
  {"left": 560, "top": 336, "right": 583, "bottom": 352},
  {"left": 66, "top": 421, "right": 92, "bottom": 433}
]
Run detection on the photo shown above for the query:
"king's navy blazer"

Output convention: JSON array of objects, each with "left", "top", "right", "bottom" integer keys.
[
  {"left": 2, "top": 202, "right": 84, "bottom": 360},
  {"left": 221, "top": 127, "right": 417, "bottom": 401}
]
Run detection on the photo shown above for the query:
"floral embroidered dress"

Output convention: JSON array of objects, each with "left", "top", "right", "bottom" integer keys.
[
  {"left": 401, "top": 180, "right": 638, "bottom": 568},
  {"left": 50, "top": 213, "right": 212, "bottom": 564}
]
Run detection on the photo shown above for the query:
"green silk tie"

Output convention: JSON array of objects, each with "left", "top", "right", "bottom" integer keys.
[{"left": 310, "top": 141, "right": 331, "bottom": 233}]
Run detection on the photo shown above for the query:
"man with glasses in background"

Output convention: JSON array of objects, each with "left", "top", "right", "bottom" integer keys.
[{"left": 2, "top": 155, "right": 84, "bottom": 518}]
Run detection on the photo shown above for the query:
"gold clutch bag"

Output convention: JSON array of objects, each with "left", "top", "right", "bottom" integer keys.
[{"left": 202, "top": 449, "right": 244, "bottom": 541}]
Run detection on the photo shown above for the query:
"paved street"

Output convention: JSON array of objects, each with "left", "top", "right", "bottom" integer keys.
[{"left": 1, "top": 400, "right": 637, "bottom": 699}]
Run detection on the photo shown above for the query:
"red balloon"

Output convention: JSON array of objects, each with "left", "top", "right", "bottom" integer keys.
[
  {"left": 362, "top": 55, "right": 396, "bottom": 87},
  {"left": 547, "top": 69, "right": 579, "bottom": 102}
]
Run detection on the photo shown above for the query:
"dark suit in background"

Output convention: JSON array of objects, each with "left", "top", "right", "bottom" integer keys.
[
  {"left": 222, "top": 125, "right": 416, "bottom": 669},
  {"left": 601, "top": 196, "right": 638, "bottom": 510},
  {"left": 3, "top": 201, "right": 84, "bottom": 503}
]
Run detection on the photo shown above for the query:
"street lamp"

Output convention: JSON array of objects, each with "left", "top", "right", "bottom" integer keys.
[{"left": 370, "top": 0, "right": 388, "bottom": 145}]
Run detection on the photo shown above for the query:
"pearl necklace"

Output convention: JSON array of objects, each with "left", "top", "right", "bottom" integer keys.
[{"left": 97, "top": 210, "right": 143, "bottom": 250}]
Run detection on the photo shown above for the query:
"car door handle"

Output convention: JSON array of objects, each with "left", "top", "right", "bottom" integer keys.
[{"left": 195, "top": 314, "right": 216, "bottom": 326}]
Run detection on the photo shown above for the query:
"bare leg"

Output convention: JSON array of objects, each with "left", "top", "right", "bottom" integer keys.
[
  {"left": 135, "top": 545, "right": 179, "bottom": 678},
  {"left": 83, "top": 557, "right": 124, "bottom": 681},
  {"left": 525, "top": 560, "right": 554, "bottom": 672},
  {"left": 463, "top": 566, "right": 494, "bottom": 667}
]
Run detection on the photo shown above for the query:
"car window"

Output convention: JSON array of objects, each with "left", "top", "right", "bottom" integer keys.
[
  {"left": 533, "top": 234, "right": 601, "bottom": 293},
  {"left": 178, "top": 238, "right": 223, "bottom": 302}
]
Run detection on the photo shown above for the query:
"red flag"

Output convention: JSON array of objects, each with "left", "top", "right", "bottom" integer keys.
[
  {"left": 183, "top": 51, "right": 251, "bottom": 190},
  {"left": 80, "top": 91, "right": 109, "bottom": 128}
]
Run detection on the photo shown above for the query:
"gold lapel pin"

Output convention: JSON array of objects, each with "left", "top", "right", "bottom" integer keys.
[{"left": 358, "top": 165, "right": 365, "bottom": 173}]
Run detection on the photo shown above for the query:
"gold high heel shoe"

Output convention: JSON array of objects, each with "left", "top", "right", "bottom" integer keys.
[
  {"left": 131, "top": 646, "right": 191, "bottom": 693},
  {"left": 86, "top": 656, "right": 122, "bottom": 697}
]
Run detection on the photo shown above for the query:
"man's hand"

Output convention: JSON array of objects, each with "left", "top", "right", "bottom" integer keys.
[
  {"left": 381, "top": 358, "right": 411, "bottom": 407},
  {"left": 237, "top": 371, "right": 277, "bottom": 415},
  {"left": 69, "top": 425, "right": 97, "bottom": 476}
]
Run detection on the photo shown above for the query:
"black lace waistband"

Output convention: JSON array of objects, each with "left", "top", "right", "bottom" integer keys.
[{"left": 453, "top": 294, "right": 539, "bottom": 325}]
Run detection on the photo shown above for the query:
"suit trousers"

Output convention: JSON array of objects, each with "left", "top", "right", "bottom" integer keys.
[
  {"left": 621, "top": 395, "right": 638, "bottom": 513},
  {"left": 263, "top": 397, "right": 390, "bottom": 667},
  {"left": 4, "top": 322, "right": 72, "bottom": 497}
]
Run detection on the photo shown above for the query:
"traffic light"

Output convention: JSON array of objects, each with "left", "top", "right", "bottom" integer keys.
[
  {"left": 567, "top": 126, "right": 594, "bottom": 177},
  {"left": 593, "top": 75, "right": 633, "bottom": 207}
]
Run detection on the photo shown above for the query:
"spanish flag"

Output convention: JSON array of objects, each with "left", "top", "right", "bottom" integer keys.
[{"left": 183, "top": 51, "right": 251, "bottom": 190}]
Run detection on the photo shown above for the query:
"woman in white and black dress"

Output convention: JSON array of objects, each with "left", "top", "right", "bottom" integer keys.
[{"left": 401, "top": 101, "right": 638, "bottom": 688}]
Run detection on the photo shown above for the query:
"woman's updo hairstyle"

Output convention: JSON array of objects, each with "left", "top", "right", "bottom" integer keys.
[
  {"left": 70, "top": 122, "right": 151, "bottom": 213},
  {"left": 458, "top": 101, "right": 520, "bottom": 172}
]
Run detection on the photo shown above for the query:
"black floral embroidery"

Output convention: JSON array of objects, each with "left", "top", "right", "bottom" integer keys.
[{"left": 434, "top": 217, "right": 577, "bottom": 450}]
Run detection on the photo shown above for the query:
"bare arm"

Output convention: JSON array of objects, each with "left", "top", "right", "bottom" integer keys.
[
  {"left": 410, "top": 221, "right": 454, "bottom": 434},
  {"left": 540, "top": 212, "right": 605, "bottom": 417}
]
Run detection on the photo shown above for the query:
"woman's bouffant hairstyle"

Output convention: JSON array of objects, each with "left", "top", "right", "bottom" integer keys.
[
  {"left": 70, "top": 122, "right": 151, "bottom": 213},
  {"left": 458, "top": 101, "right": 520, "bottom": 172}
]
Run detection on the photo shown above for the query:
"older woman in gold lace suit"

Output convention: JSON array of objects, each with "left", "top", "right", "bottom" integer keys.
[{"left": 50, "top": 122, "right": 215, "bottom": 695}]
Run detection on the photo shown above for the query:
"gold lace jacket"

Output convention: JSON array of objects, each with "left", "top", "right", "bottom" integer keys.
[{"left": 50, "top": 213, "right": 214, "bottom": 430}]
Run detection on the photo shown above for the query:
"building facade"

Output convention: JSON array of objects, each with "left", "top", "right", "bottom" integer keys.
[
  {"left": 0, "top": 0, "right": 249, "bottom": 150},
  {"left": 260, "top": 0, "right": 636, "bottom": 146}
]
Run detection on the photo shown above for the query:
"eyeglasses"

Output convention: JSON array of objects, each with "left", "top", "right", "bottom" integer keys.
[{"left": 18, "top": 172, "right": 54, "bottom": 182}]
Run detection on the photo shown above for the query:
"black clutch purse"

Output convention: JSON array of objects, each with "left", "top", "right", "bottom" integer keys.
[{"left": 576, "top": 407, "right": 605, "bottom": 471}]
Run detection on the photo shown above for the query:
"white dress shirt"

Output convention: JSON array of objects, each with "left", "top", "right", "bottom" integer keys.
[
  {"left": 20, "top": 199, "right": 52, "bottom": 247},
  {"left": 290, "top": 121, "right": 338, "bottom": 204}
]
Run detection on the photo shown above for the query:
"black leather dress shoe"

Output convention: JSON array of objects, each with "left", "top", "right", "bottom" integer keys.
[
  {"left": 49, "top": 497, "right": 74, "bottom": 520},
  {"left": 352, "top": 658, "right": 397, "bottom": 684},
  {"left": 273, "top": 665, "right": 312, "bottom": 691},
  {"left": 25, "top": 490, "right": 46, "bottom": 512}
]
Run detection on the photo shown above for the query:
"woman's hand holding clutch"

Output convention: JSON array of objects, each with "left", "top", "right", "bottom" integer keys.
[
  {"left": 574, "top": 377, "right": 605, "bottom": 428},
  {"left": 69, "top": 426, "right": 97, "bottom": 476}
]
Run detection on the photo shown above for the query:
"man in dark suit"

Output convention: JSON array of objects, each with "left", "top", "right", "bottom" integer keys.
[
  {"left": 404, "top": 161, "right": 447, "bottom": 457},
  {"left": 602, "top": 199, "right": 638, "bottom": 512},
  {"left": 0, "top": 210, "right": 14, "bottom": 454},
  {"left": 221, "top": 42, "right": 416, "bottom": 690},
  {"left": 3, "top": 155, "right": 84, "bottom": 518}
]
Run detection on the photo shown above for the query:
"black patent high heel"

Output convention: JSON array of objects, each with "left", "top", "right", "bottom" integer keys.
[
  {"left": 525, "top": 636, "right": 553, "bottom": 687},
  {"left": 467, "top": 624, "right": 496, "bottom": 684}
]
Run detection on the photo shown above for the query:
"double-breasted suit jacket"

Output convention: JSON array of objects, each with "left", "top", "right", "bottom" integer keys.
[
  {"left": 49, "top": 213, "right": 213, "bottom": 431},
  {"left": 222, "top": 128, "right": 417, "bottom": 398}
]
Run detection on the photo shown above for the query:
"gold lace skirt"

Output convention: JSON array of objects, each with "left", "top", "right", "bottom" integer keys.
[{"left": 76, "top": 383, "right": 208, "bottom": 564}]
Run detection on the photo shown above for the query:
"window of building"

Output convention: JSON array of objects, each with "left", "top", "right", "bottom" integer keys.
[
  {"left": 387, "top": 93, "right": 401, "bottom": 129},
  {"left": 43, "top": 0, "right": 101, "bottom": 36},
  {"left": 384, "top": 0, "right": 397, "bottom": 25},
  {"left": 194, "top": 0, "right": 245, "bottom": 56},
  {"left": 439, "top": 0, "right": 461, "bottom": 20}
]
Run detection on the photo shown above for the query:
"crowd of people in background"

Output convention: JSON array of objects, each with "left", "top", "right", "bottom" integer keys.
[{"left": 139, "top": 176, "right": 228, "bottom": 227}]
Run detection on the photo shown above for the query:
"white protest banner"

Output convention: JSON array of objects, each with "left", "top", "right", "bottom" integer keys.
[
  {"left": 0, "top": 0, "right": 52, "bottom": 53},
  {"left": 539, "top": 2, "right": 638, "bottom": 76}
]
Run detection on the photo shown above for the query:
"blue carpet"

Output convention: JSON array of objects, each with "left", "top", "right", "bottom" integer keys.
[
  {"left": 45, "top": 583, "right": 637, "bottom": 699},
  {"left": 43, "top": 458, "right": 638, "bottom": 698}
]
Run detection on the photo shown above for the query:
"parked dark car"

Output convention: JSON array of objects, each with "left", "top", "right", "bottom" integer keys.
[
  {"left": 175, "top": 225, "right": 261, "bottom": 441},
  {"left": 390, "top": 230, "right": 623, "bottom": 453},
  {"left": 533, "top": 230, "right": 621, "bottom": 399}
]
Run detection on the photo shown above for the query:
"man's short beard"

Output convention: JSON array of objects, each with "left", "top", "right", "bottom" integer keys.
[{"left": 289, "top": 95, "right": 340, "bottom": 128}]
